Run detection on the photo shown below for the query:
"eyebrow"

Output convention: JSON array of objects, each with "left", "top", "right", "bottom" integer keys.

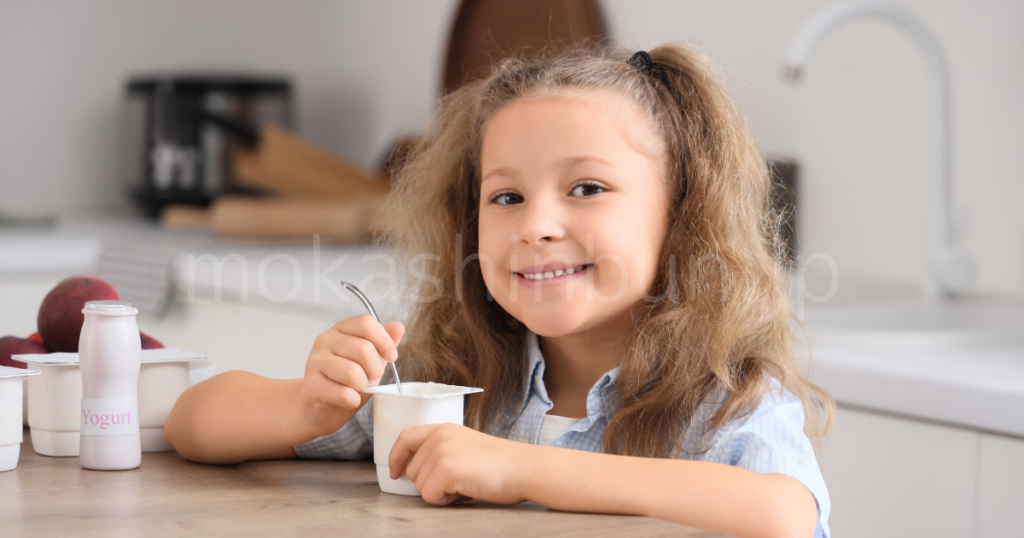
[
  {"left": 481, "top": 155, "right": 617, "bottom": 182},
  {"left": 481, "top": 166, "right": 516, "bottom": 182}
]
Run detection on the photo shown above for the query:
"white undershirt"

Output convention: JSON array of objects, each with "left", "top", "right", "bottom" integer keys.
[{"left": 537, "top": 413, "right": 584, "bottom": 446}]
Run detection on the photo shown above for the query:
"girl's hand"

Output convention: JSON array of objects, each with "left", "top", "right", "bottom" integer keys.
[
  {"left": 297, "top": 315, "right": 404, "bottom": 437},
  {"left": 388, "top": 424, "right": 530, "bottom": 506}
]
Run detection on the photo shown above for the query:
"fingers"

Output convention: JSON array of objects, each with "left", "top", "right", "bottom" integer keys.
[
  {"left": 312, "top": 315, "right": 397, "bottom": 387},
  {"left": 414, "top": 447, "right": 463, "bottom": 506},
  {"left": 309, "top": 369, "right": 363, "bottom": 409},
  {"left": 303, "top": 315, "right": 404, "bottom": 413},
  {"left": 322, "top": 334, "right": 387, "bottom": 387},
  {"left": 412, "top": 451, "right": 448, "bottom": 503},
  {"left": 389, "top": 423, "right": 440, "bottom": 479},
  {"left": 383, "top": 321, "right": 405, "bottom": 355},
  {"left": 337, "top": 315, "right": 401, "bottom": 363},
  {"left": 315, "top": 346, "right": 374, "bottom": 391},
  {"left": 423, "top": 488, "right": 461, "bottom": 506},
  {"left": 385, "top": 425, "right": 519, "bottom": 507},
  {"left": 393, "top": 425, "right": 462, "bottom": 506}
]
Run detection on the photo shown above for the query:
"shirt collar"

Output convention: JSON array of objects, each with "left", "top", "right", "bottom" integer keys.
[{"left": 520, "top": 330, "right": 620, "bottom": 419}]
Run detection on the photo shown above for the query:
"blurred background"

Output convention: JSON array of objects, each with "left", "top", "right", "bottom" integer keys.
[
  {"left": 1, "top": 0, "right": 1022, "bottom": 292},
  {"left": 1, "top": 1, "right": 1023, "bottom": 536}
]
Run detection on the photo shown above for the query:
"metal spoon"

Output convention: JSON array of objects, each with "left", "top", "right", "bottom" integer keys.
[{"left": 340, "top": 281, "right": 403, "bottom": 394}]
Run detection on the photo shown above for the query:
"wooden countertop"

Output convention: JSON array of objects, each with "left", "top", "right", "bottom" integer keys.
[{"left": 1, "top": 431, "right": 723, "bottom": 537}]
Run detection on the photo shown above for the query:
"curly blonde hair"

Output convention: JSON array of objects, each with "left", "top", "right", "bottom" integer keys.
[{"left": 377, "top": 43, "right": 833, "bottom": 457}]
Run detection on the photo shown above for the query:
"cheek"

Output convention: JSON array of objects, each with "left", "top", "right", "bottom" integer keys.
[
  {"left": 640, "top": 198, "right": 670, "bottom": 274},
  {"left": 635, "top": 209, "right": 669, "bottom": 290},
  {"left": 590, "top": 196, "right": 668, "bottom": 294},
  {"left": 476, "top": 214, "right": 506, "bottom": 291}
]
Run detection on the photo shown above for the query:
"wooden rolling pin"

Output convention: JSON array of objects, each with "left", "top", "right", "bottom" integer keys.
[{"left": 162, "top": 194, "right": 386, "bottom": 243}]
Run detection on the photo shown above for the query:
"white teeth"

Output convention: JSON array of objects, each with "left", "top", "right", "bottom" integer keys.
[{"left": 521, "top": 265, "right": 587, "bottom": 280}]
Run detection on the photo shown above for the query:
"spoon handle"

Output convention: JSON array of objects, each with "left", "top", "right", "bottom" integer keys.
[{"left": 340, "top": 281, "right": 403, "bottom": 394}]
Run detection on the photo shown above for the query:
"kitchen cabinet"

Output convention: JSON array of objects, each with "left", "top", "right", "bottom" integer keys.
[
  {"left": 819, "top": 407, "right": 1024, "bottom": 537},
  {"left": 816, "top": 406, "right": 978, "bottom": 538},
  {"left": 978, "top": 433, "right": 1024, "bottom": 538}
]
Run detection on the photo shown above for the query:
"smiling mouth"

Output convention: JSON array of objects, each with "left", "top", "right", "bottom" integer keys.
[{"left": 514, "top": 264, "right": 593, "bottom": 281}]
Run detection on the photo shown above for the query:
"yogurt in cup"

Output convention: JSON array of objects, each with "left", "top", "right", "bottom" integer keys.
[
  {"left": 362, "top": 382, "right": 483, "bottom": 495},
  {"left": 0, "top": 365, "right": 41, "bottom": 471}
]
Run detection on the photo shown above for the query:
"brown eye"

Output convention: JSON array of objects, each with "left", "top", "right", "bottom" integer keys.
[
  {"left": 570, "top": 181, "right": 606, "bottom": 198},
  {"left": 491, "top": 191, "right": 524, "bottom": 205}
]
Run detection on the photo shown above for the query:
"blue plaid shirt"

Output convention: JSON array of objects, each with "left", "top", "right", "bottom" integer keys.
[{"left": 295, "top": 331, "right": 830, "bottom": 537}]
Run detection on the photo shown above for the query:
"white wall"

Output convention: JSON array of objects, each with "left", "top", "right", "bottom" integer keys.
[{"left": 1, "top": 0, "right": 1022, "bottom": 295}]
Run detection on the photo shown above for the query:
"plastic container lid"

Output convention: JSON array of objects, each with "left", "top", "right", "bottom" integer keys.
[
  {"left": 362, "top": 382, "right": 483, "bottom": 399},
  {"left": 84, "top": 300, "right": 135, "bottom": 313},
  {"left": 0, "top": 365, "right": 41, "bottom": 379}
]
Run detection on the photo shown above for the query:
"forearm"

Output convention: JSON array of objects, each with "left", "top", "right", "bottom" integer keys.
[
  {"left": 520, "top": 447, "right": 817, "bottom": 538},
  {"left": 165, "top": 371, "right": 351, "bottom": 464}
]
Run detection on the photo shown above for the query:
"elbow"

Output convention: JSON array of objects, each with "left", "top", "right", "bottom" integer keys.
[
  {"left": 163, "top": 398, "right": 196, "bottom": 460},
  {"left": 163, "top": 387, "right": 221, "bottom": 464},
  {"left": 755, "top": 474, "right": 818, "bottom": 538},
  {"left": 163, "top": 414, "right": 231, "bottom": 465},
  {"left": 759, "top": 500, "right": 817, "bottom": 538},
  {"left": 761, "top": 518, "right": 816, "bottom": 538}
]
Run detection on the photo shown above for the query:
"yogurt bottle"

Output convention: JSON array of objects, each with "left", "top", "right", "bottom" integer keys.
[{"left": 78, "top": 300, "right": 142, "bottom": 471}]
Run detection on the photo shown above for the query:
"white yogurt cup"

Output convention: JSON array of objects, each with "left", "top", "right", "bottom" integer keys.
[
  {"left": 137, "top": 362, "right": 191, "bottom": 452},
  {"left": 0, "top": 365, "right": 41, "bottom": 471},
  {"left": 188, "top": 359, "right": 216, "bottom": 387},
  {"left": 14, "top": 348, "right": 205, "bottom": 456},
  {"left": 22, "top": 379, "right": 28, "bottom": 426},
  {"left": 26, "top": 362, "right": 83, "bottom": 456},
  {"left": 362, "top": 382, "right": 483, "bottom": 496}
]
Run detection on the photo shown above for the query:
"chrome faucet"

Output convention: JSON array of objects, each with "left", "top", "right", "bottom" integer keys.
[{"left": 783, "top": 1, "right": 975, "bottom": 298}]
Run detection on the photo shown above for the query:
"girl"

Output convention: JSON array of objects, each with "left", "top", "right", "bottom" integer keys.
[{"left": 165, "top": 44, "right": 834, "bottom": 538}]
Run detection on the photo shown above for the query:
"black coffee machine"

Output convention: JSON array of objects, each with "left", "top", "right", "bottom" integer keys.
[{"left": 122, "top": 74, "right": 292, "bottom": 217}]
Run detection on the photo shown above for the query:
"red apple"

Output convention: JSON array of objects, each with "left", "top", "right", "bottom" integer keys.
[
  {"left": 37, "top": 276, "right": 121, "bottom": 352},
  {"left": 27, "top": 332, "right": 44, "bottom": 346},
  {"left": 0, "top": 336, "right": 48, "bottom": 369},
  {"left": 140, "top": 332, "right": 164, "bottom": 350}
]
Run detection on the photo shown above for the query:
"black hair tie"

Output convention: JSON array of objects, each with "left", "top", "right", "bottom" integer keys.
[{"left": 628, "top": 50, "right": 653, "bottom": 74}]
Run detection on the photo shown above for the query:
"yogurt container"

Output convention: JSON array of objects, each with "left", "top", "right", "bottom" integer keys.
[
  {"left": 188, "top": 359, "right": 217, "bottom": 387},
  {"left": 14, "top": 348, "right": 206, "bottom": 457},
  {"left": 362, "top": 382, "right": 483, "bottom": 496},
  {"left": 0, "top": 365, "right": 41, "bottom": 471},
  {"left": 20, "top": 358, "right": 216, "bottom": 428},
  {"left": 79, "top": 299, "right": 143, "bottom": 471}
]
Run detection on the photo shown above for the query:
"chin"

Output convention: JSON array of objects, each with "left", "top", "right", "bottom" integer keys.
[
  {"left": 513, "top": 308, "right": 588, "bottom": 337},
  {"left": 523, "top": 321, "right": 582, "bottom": 338}
]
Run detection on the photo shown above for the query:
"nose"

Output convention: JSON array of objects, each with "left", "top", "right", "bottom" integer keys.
[{"left": 518, "top": 193, "right": 565, "bottom": 245}]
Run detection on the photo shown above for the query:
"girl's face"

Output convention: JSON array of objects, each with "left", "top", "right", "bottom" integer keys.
[{"left": 478, "top": 89, "right": 670, "bottom": 338}]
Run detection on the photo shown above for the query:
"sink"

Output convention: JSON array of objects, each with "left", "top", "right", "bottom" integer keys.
[
  {"left": 801, "top": 300, "right": 1024, "bottom": 350},
  {"left": 799, "top": 299, "right": 1024, "bottom": 436}
]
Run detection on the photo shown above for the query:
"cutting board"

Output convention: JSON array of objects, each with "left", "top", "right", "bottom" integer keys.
[{"left": 444, "top": 0, "right": 607, "bottom": 93}]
